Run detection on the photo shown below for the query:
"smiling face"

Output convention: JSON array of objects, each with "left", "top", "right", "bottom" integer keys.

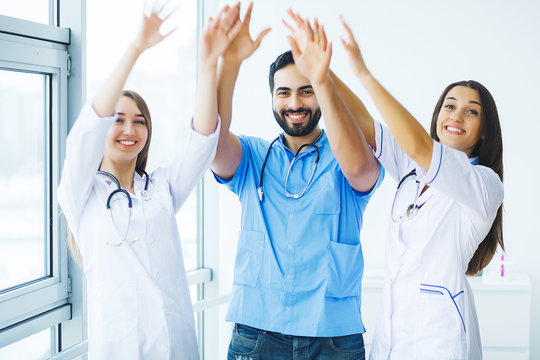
[
  {"left": 104, "top": 96, "right": 149, "bottom": 167},
  {"left": 272, "top": 64, "right": 321, "bottom": 137},
  {"left": 435, "top": 85, "right": 484, "bottom": 156}
]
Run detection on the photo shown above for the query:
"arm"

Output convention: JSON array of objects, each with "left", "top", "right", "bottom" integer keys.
[
  {"left": 211, "top": 2, "right": 271, "bottom": 179},
  {"left": 284, "top": 10, "right": 376, "bottom": 149},
  {"left": 340, "top": 16, "right": 433, "bottom": 170},
  {"left": 286, "top": 17, "right": 379, "bottom": 192},
  {"left": 93, "top": 5, "right": 175, "bottom": 116},
  {"left": 193, "top": 4, "right": 242, "bottom": 135}
]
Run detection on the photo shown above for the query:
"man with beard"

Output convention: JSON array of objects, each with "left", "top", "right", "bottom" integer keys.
[{"left": 211, "top": 4, "right": 383, "bottom": 359}]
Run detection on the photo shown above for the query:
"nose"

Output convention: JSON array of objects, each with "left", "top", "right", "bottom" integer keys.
[
  {"left": 450, "top": 111, "right": 464, "bottom": 123},
  {"left": 123, "top": 120, "right": 135, "bottom": 136},
  {"left": 288, "top": 94, "right": 302, "bottom": 110}
]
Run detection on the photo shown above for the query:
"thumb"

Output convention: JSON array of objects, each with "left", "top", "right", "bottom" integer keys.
[{"left": 287, "top": 35, "right": 301, "bottom": 59}]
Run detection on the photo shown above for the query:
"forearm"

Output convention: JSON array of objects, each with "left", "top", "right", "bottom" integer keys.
[
  {"left": 313, "top": 76, "right": 380, "bottom": 190},
  {"left": 358, "top": 72, "right": 432, "bottom": 169},
  {"left": 211, "top": 59, "right": 243, "bottom": 178},
  {"left": 92, "top": 44, "right": 142, "bottom": 117},
  {"left": 193, "top": 58, "right": 219, "bottom": 135},
  {"left": 330, "top": 70, "right": 376, "bottom": 149}
]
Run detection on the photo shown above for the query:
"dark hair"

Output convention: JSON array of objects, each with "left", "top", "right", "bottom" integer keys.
[
  {"left": 122, "top": 90, "right": 152, "bottom": 175},
  {"left": 430, "top": 80, "right": 504, "bottom": 275},
  {"left": 268, "top": 50, "right": 295, "bottom": 93}
]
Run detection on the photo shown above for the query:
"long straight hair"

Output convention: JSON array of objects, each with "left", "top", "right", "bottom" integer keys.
[
  {"left": 430, "top": 80, "right": 504, "bottom": 275},
  {"left": 68, "top": 91, "right": 152, "bottom": 266}
]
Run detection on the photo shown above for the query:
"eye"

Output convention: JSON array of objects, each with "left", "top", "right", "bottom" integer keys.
[
  {"left": 444, "top": 104, "right": 455, "bottom": 110},
  {"left": 115, "top": 117, "right": 124, "bottom": 123},
  {"left": 276, "top": 91, "right": 289, "bottom": 97},
  {"left": 467, "top": 109, "right": 479, "bottom": 116},
  {"left": 301, "top": 89, "right": 314, "bottom": 96},
  {"left": 135, "top": 118, "right": 146, "bottom": 125}
]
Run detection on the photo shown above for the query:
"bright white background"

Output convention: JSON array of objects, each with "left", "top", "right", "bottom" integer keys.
[{"left": 212, "top": 0, "right": 540, "bottom": 358}]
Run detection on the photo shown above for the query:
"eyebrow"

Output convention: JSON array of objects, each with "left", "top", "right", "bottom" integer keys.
[
  {"left": 274, "top": 85, "right": 313, "bottom": 93},
  {"left": 117, "top": 112, "right": 145, "bottom": 118},
  {"left": 445, "top": 96, "right": 482, "bottom": 107}
]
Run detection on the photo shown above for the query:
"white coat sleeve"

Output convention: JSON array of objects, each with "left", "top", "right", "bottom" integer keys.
[
  {"left": 373, "top": 120, "right": 414, "bottom": 183},
  {"left": 57, "top": 103, "right": 115, "bottom": 239},
  {"left": 164, "top": 117, "right": 221, "bottom": 213},
  {"left": 417, "top": 141, "right": 503, "bottom": 221}
]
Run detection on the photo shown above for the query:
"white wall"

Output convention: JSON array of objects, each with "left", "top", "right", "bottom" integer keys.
[{"left": 214, "top": 0, "right": 540, "bottom": 358}]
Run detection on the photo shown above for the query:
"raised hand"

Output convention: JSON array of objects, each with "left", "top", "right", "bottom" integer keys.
[
  {"left": 199, "top": 5, "right": 243, "bottom": 64},
  {"left": 132, "top": 3, "right": 176, "bottom": 53},
  {"left": 340, "top": 15, "right": 369, "bottom": 79},
  {"left": 288, "top": 18, "right": 332, "bottom": 86},
  {"left": 282, "top": 9, "right": 308, "bottom": 52},
  {"left": 222, "top": 2, "right": 271, "bottom": 64}
]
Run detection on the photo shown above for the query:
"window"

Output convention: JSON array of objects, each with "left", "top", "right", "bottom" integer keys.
[{"left": 0, "top": 9, "right": 71, "bottom": 354}]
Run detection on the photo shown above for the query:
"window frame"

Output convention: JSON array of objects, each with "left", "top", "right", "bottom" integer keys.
[{"left": 0, "top": 14, "right": 71, "bottom": 348}]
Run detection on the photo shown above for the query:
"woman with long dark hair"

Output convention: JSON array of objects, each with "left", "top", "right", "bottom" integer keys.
[{"left": 336, "top": 18, "right": 504, "bottom": 359}]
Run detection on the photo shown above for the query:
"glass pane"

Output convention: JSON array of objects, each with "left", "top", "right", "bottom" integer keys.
[
  {"left": 0, "top": 69, "right": 47, "bottom": 291},
  {"left": 0, "top": 1, "right": 50, "bottom": 25},
  {"left": 87, "top": 0, "right": 199, "bottom": 271},
  {"left": 0, "top": 327, "right": 51, "bottom": 359}
]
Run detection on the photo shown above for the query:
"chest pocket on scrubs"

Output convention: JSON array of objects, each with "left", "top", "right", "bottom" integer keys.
[
  {"left": 416, "top": 284, "right": 466, "bottom": 358},
  {"left": 233, "top": 230, "right": 265, "bottom": 287}
]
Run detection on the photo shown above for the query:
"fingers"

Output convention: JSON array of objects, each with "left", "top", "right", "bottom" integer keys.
[
  {"left": 244, "top": 1, "right": 254, "bottom": 25},
  {"left": 287, "top": 35, "right": 301, "bottom": 59},
  {"left": 282, "top": 18, "right": 296, "bottom": 34},
  {"left": 254, "top": 27, "right": 272, "bottom": 49}
]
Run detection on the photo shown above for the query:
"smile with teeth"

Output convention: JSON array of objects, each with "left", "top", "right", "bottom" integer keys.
[
  {"left": 286, "top": 112, "right": 308, "bottom": 123},
  {"left": 445, "top": 125, "right": 465, "bottom": 134},
  {"left": 118, "top": 140, "right": 136, "bottom": 146}
]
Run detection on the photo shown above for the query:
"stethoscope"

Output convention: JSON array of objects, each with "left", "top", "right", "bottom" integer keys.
[
  {"left": 257, "top": 130, "right": 323, "bottom": 202},
  {"left": 97, "top": 170, "right": 151, "bottom": 246}
]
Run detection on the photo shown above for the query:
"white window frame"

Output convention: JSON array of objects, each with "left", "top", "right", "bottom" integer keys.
[{"left": 0, "top": 14, "right": 71, "bottom": 350}]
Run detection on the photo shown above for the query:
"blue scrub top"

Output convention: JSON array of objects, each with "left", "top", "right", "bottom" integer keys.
[{"left": 215, "top": 131, "right": 384, "bottom": 336}]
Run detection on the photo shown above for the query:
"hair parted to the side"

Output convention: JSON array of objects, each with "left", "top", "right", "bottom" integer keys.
[
  {"left": 67, "top": 90, "right": 152, "bottom": 267},
  {"left": 430, "top": 80, "right": 504, "bottom": 275},
  {"left": 122, "top": 90, "right": 152, "bottom": 175},
  {"left": 268, "top": 50, "right": 295, "bottom": 93}
]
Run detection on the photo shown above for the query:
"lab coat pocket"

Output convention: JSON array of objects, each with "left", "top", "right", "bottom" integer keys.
[
  {"left": 416, "top": 284, "right": 466, "bottom": 359},
  {"left": 326, "top": 241, "right": 363, "bottom": 298},
  {"left": 233, "top": 230, "right": 265, "bottom": 287}
]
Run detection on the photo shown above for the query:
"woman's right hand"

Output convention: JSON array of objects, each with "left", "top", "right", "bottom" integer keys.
[
  {"left": 340, "top": 16, "right": 370, "bottom": 80},
  {"left": 132, "top": 2, "right": 176, "bottom": 53}
]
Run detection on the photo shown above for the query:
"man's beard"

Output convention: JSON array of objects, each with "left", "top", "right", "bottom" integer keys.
[{"left": 273, "top": 107, "right": 321, "bottom": 137}]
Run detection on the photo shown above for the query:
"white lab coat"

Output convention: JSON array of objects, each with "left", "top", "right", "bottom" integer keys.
[
  {"left": 369, "top": 122, "right": 503, "bottom": 360},
  {"left": 57, "top": 103, "right": 219, "bottom": 359}
]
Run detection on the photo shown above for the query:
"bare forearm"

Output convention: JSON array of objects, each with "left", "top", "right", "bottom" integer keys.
[
  {"left": 93, "top": 44, "right": 142, "bottom": 117},
  {"left": 313, "top": 76, "right": 380, "bottom": 190},
  {"left": 359, "top": 72, "right": 432, "bottom": 169},
  {"left": 211, "top": 59, "right": 242, "bottom": 178},
  {"left": 330, "top": 70, "right": 376, "bottom": 149},
  {"left": 193, "top": 59, "right": 219, "bottom": 135}
]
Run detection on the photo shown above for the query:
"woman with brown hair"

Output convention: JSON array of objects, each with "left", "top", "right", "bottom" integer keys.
[
  {"left": 57, "top": 2, "right": 241, "bottom": 358},
  {"left": 337, "top": 18, "right": 504, "bottom": 360}
]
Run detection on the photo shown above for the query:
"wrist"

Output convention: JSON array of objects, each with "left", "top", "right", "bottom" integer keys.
[{"left": 221, "top": 54, "right": 243, "bottom": 68}]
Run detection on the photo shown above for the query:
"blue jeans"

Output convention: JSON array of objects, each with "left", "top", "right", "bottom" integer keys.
[{"left": 227, "top": 323, "right": 365, "bottom": 360}]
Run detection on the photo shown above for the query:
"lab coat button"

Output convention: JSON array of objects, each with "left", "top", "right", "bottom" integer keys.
[
  {"left": 289, "top": 213, "right": 294, "bottom": 219},
  {"left": 287, "top": 244, "right": 293, "bottom": 250}
]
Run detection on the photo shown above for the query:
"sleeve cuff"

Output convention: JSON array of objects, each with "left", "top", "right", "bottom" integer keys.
[
  {"left": 373, "top": 121, "right": 384, "bottom": 160},
  {"left": 416, "top": 140, "right": 443, "bottom": 185}
]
